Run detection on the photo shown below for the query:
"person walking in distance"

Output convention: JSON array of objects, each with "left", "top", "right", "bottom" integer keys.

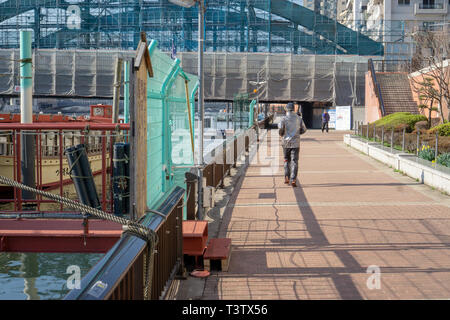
[
  {"left": 278, "top": 102, "right": 307, "bottom": 187},
  {"left": 321, "top": 109, "right": 330, "bottom": 133}
]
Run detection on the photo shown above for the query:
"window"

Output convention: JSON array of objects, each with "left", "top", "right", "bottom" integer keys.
[{"left": 398, "top": 0, "right": 410, "bottom": 5}]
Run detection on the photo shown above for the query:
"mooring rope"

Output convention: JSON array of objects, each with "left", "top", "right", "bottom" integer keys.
[{"left": 0, "top": 174, "right": 157, "bottom": 300}]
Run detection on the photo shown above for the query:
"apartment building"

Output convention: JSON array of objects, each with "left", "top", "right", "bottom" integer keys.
[
  {"left": 339, "top": 0, "right": 450, "bottom": 59},
  {"left": 303, "top": 0, "right": 347, "bottom": 19}
]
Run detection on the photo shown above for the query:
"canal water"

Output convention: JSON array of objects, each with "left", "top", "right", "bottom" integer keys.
[
  {"left": 0, "top": 110, "right": 249, "bottom": 299},
  {"left": 0, "top": 252, "right": 103, "bottom": 300}
]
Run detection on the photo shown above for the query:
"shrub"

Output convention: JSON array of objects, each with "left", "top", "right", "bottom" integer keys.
[
  {"left": 429, "top": 122, "right": 450, "bottom": 137},
  {"left": 373, "top": 112, "right": 427, "bottom": 132},
  {"left": 437, "top": 152, "right": 450, "bottom": 167},
  {"left": 418, "top": 145, "right": 435, "bottom": 162}
]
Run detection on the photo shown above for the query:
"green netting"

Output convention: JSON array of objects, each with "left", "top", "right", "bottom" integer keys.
[
  {"left": 249, "top": 100, "right": 256, "bottom": 128},
  {"left": 146, "top": 40, "right": 198, "bottom": 215},
  {"left": 233, "top": 93, "right": 257, "bottom": 134}
]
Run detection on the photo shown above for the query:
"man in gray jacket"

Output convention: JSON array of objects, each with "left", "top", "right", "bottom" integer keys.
[{"left": 278, "top": 102, "right": 307, "bottom": 187}]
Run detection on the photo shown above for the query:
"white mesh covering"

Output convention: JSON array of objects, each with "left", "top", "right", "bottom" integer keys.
[{"left": 1, "top": 49, "right": 373, "bottom": 106}]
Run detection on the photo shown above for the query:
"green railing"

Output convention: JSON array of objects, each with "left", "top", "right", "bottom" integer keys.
[{"left": 146, "top": 40, "right": 198, "bottom": 215}]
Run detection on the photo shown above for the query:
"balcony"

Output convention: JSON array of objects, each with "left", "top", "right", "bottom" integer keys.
[{"left": 414, "top": 1, "right": 448, "bottom": 15}]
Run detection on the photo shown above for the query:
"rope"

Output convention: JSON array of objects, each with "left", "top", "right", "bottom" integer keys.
[{"left": 0, "top": 174, "right": 158, "bottom": 300}]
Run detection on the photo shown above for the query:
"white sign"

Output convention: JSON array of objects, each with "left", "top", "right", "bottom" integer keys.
[
  {"left": 335, "top": 106, "right": 351, "bottom": 130},
  {"left": 66, "top": 265, "right": 81, "bottom": 289},
  {"left": 328, "top": 109, "right": 336, "bottom": 129}
]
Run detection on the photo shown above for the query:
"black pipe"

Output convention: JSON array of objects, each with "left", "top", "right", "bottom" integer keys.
[
  {"left": 20, "top": 131, "right": 36, "bottom": 208},
  {"left": 65, "top": 145, "right": 91, "bottom": 208},
  {"left": 113, "top": 143, "right": 130, "bottom": 216},
  {"left": 76, "top": 144, "right": 101, "bottom": 210},
  {"left": 124, "top": 143, "right": 130, "bottom": 214}
]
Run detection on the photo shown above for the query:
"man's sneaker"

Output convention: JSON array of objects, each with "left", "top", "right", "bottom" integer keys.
[
  {"left": 284, "top": 176, "right": 289, "bottom": 184},
  {"left": 291, "top": 181, "right": 297, "bottom": 187}
]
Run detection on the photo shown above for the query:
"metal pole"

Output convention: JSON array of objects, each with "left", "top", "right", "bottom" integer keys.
[
  {"left": 197, "top": 0, "right": 205, "bottom": 219},
  {"left": 20, "top": 30, "right": 35, "bottom": 203},
  {"left": 226, "top": 102, "right": 230, "bottom": 129},
  {"left": 20, "top": 30, "right": 32, "bottom": 125},
  {"left": 123, "top": 60, "right": 130, "bottom": 124},
  {"left": 390, "top": 129, "right": 394, "bottom": 153},
  {"left": 381, "top": 126, "right": 384, "bottom": 145},
  {"left": 366, "top": 122, "right": 369, "bottom": 139},
  {"left": 416, "top": 131, "right": 420, "bottom": 156},
  {"left": 402, "top": 127, "right": 405, "bottom": 152},
  {"left": 112, "top": 57, "right": 123, "bottom": 124},
  {"left": 435, "top": 131, "right": 438, "bottom": 163}
]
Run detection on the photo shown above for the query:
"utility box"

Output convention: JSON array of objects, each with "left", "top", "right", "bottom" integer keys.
[{"left": 182, "top": 220, "right": 208, "bottom": 256}]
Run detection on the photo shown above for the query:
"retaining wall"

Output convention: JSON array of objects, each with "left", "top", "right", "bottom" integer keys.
[{"left": 344, "top": 134, "right": 450, "bottom": 195}]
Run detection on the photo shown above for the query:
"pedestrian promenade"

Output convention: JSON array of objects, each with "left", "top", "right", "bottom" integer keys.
[{"left": 202, "top": 127, "right": 450, "bottom": 300}]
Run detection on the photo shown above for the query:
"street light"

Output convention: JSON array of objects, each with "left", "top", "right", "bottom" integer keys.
[
  {"left": 169, "top": 0, "right": 205, "bottom": 219},
  {"left": 249, "top": 68, "right": 267, "bottom": 115}
]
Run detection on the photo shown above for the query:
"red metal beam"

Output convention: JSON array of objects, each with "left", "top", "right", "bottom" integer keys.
[
  {"left": 0, "top": 123, "right": 130, "bottom": 130},
  {"left": 0, "top": 218, "right": 122, "bottom": 253}
]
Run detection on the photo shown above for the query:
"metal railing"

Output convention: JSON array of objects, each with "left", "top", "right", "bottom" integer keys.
[
  {"left": 355, "top": 122, "right": 449, "bottom": 157},
  {"left": 419, "top": 3, "right": 445, "bottom": 9},
  {"left": 368, "top": 58, "right": 386, "bottom": 117},
  {"left": 64, "top": 186, "right": 184, "bottom": 300}
]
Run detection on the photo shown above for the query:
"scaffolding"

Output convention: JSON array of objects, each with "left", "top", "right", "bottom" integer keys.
[{"left": 0, "top": 0, "right": 383, "bottom": 56}]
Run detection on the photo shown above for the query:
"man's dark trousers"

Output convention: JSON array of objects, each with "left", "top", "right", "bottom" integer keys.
[
  {"left": 284, "top": 147, "right": 299, "bottom": 182},
  {"left": 322, "top": 121, "right": 329, "bottom": 133}
]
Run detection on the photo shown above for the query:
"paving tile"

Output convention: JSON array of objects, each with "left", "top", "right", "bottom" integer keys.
[{"left": 201, "top": 129, "right": 450, "bottom": 300}]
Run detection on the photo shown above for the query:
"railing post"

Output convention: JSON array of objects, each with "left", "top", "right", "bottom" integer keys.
[
  {"left": 381, "top": 126, "right": 384, "bottom": 145},
  {"left": 390, "top": 128, "right": 394, "bottom": 153},
  {"left": 416, "top": 130, "right": 420, "bottom": 156},
  {"left": 402, "top": 127, "right": 406, "bottom": 152},
  {"left": 366, "top": 123, "right": 369, "bottom": 139},
  {"left": 233, "top": 138, "right": 237, "bottom": 167},
  {"left": 435, "top": 131, "right": 439, "bottom": 163}
]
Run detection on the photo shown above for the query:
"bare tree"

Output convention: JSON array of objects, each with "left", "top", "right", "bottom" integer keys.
[
  {"left": 416, "top": 77, "right": 439, "bottom": 128},
  {"left": 409, "top": 29, "right": 450, "bottom": 123}
]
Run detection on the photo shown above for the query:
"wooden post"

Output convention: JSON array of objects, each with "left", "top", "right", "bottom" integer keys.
[{"left": 130, "top": 32, "right": 153, "bottom": 219}]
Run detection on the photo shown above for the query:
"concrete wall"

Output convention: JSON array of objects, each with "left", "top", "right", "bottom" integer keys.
[
  {"left": 344, "top": 134, "right": 450, "bottom": 195},
  {"left": 352, "top": 106, "right": 365, "bottom": 126},
  {"left": 409, "top": 64, "right": 450, "bottom": 122},
  {"left": 365, "top": 72, "right": 382, "bottom": 123}
]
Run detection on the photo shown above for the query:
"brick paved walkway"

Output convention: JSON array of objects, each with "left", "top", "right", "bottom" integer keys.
[{"left": 202, "top": 128, "right": 450, "bottom": 300}]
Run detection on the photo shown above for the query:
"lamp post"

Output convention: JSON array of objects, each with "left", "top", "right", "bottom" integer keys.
[{"left": 169, "top": 0, "right": 205, "bottom": 219}]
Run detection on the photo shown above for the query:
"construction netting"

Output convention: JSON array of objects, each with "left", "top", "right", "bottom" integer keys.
[
  {"left": 145, "top": 40, "right": 198, "bottom": 212},
  {"left": 2, "top": 49, "right": 372, "bottom": 107},
  {"left": 0, "top": 49, "right": 134, "bottom": 97}
]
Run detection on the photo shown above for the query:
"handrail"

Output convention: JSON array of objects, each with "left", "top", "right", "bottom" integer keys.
[
  {"left": 368, "top": 58, "right": 386, "bottom": 117},
  {"left": 64, "top": 186, "right": 184, "bottom": 300},
  {"left": 0, "top": 123, "right": 130, "bottom": 130}
]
